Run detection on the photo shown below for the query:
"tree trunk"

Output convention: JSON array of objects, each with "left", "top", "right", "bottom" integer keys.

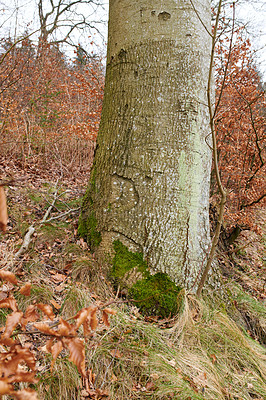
[{"left": 79, "top": 0, "right": 212, "bottom": 290}]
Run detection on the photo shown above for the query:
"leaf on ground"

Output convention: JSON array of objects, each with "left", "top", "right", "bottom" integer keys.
[
  {"left": 0, "top": 380, "right": 13, "bottom": 395},
  {"left": 102, "top": 308, "right": 116, "bottom": 327},
  {"left": 50, "top": 300, "right": 61, "bottom": 310},
  {"left": 0, "top": 186, "right": 8, "bottom": 233},
  {"left": 0, "top": 296, "right": 18, "bottom": 311},
  {"left": 110, "top": 349, "right": 123, "bottom": 359},
  {"left": 33, "top": 322, "right": 57, "bottom": 336},
  {"left": 146, "top": 381, "right": 156, "bottom": 391},
  {"left": 64, "top": 337, "right": 86, "bottom": 377},
  {"left": 19, "top": 282, "right": 31, "bottom": 296},
  {"left": 50, "top": 340, "right": 63, "bottom": 370},
  {"left": 36, "top": 303, "right": 55, "bottom": 320},
  {"left": 14, "top": 388, "right": 39, "bottom": 399},
  {"left": 1, "top": 311, "right": 23, "bottom": 339},
  {"left": 57, "top": 318, "right": 76, "bottom": 336},
  {"left": 51, "top": 273, "right": 66, "bottom": 283},
  {"left": 193, "top": 372, "right": 208, "bottom": 389},
  {"left": 95, "top": 388, "right": 109, "bottom": 398},
  {"left": 90, "top": 307, "right": 98, "bottom": 331},
  {"left": 0, "top": 291, "right": 8, "bottom": 300},
  {"left": 210, "top": 354, "right": 217, "bottom": 364},
  {"left": 0, "top": 270, "right": 18, "bottom": 285},
  {"left": 21, "top": 305, "right": 40, "bottom": 328}
]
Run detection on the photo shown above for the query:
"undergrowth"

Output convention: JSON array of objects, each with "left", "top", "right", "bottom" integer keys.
[
  {"left": 85, "top": 292, "right": 266, "bottom": 400},
  {"left": 1, "top": 176, "right": 265, "bottom": 400}
]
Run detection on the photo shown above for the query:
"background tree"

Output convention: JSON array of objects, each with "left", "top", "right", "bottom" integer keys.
[
  {"left": 37, "top": 0, "right": 105, "bottom": 48},
  {"left": 0, "top": 0, "right": 106, "bottom": 51},
  {"left": 214, "top": 30, "right": 265, "bottom": 235},
  {"left": 0, "top": 38, "right": 104, "bottom": 174},
  {"left": 79, "top": 0, "right": 213, "bottom": 290}
]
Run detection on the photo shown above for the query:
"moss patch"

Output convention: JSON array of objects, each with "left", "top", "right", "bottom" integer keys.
[
  {"left": 78, "top": 168, "right": 102, "bottom": 251},
  {"left": 129, "top": 273, "right": 181, "bottom": 318},
  {"left": 78, "top": 207, "right": 102, "bottom": 251},
  {"left": 112, "top": 240, "right": 181, "bottom": 318},
  {"left": 112, "top": 240, "right": 149, "bottom": 279}
]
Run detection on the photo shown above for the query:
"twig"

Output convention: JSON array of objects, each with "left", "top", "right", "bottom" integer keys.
[
  {"left": 45, "top": 207, "right": 80, "bottom": 222},
  {"left": 13, "top": 183, "right": 59, "bottom": 260},
  {"left": 196, "top": 0, "right": 227, "bottom": 297}
]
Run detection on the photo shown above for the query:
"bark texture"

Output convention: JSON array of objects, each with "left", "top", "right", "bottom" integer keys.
[{"left": 81, "top": 0, "right": 212, "bottom": 289}]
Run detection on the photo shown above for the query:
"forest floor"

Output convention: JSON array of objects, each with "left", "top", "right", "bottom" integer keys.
[{"left": 0, "top": 154, "right": 265, "bottom": 400}]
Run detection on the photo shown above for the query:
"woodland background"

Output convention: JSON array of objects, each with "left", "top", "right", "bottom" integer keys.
[{"left": 0, "top": 3, "right": 265, "bottom": 399}]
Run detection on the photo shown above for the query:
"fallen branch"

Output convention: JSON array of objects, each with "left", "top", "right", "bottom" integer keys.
[
  {"left": 14, "top": 226, "right": 36, "bottom": 259},
  {"left": 45, "top": 207, "right": 80, "bottom": 222},
  {"left": 14, "top": 186, "right": 59, "bottom": 260}
]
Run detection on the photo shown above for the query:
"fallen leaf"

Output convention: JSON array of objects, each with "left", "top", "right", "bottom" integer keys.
[
  {"left": 146, "top": 381, "right": 156, "bottom": 391},
  {"left": 0, "top": 186, "right": 8, "bottom": 233},
  {"left": 110, "top": 349, "right": 122, "bottom": 358},
  {"left": 2, "top": 311, "right": 23, "bottom": 339},
  {"left": 36, "top": 303, "right": 55, "bottom": 320},
  {"left": 168, "top": 359, "right": 176, "bottom": 367},
  {"left": 15, "top": 388, "right": 39, "bottom": 399},
  {"left": 64, "top": 337, "right": 86, "bottom": 377},
  {"left": 0, "top": 296, "right": 18, "bottom": 312},
  {"left": 0, "top": 290, "right": 7, "bottom": 300},
  {"left": 51, "top": 273, "right": 66, "bottom": 283},
  {"left": 50, "top": 300, "right": 61, "bottom": 310},
  {"left": 0, "top": 270, "right": 18, "bottom": 285},
  {"left": 54, "top": 283, "right": 66, "bottom": 292},
  {"left": 20, "top": 282, "right": 31, "bottom": 296},
  {"left": 210, "top": 354, "right": 217, "bottom": 364},
  {"left": 0, "top": 380, "right": 13, "bottom": 395}
]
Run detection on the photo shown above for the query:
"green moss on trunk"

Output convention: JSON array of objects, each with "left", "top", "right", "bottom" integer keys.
[
  {"left": 112, "top": 240, "right": 181, "bottom": 317},
  {"left": 78, "top": 168, "right": 102, "bottom": 251},
  {"left": 129, "top": 273, "right": 181, "bottom": 318},
  {"left": 112, "top": 240, "right": 149, "bottom": 278}
]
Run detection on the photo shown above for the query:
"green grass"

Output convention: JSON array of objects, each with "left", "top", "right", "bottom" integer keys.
[{"left": 37, "top": 357, "right": 82, "bottom": 400}]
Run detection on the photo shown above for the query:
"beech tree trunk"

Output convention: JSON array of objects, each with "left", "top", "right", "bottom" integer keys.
[{"left": 80, "top": 0, "right": 213, "bottom": 289}]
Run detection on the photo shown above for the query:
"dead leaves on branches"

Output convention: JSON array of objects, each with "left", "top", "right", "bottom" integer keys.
[{"left": 0, "top": 269, "right": 116, "bottom": 399}]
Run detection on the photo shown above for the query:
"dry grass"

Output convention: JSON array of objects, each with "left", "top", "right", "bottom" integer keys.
[{"left": 1, "top": 172, "right": 265, "bottom": 400}]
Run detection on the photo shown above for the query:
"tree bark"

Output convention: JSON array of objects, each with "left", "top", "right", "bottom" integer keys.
[{"left": 80, "top": 0, "right": 212, "bottom": 289}]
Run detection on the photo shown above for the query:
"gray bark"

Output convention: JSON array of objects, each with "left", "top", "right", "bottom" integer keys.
[{"left": 84, "top": 0, "right": 212, "bottom": 289}]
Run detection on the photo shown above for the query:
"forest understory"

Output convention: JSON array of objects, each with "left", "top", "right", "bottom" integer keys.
[{"left": 0, "top": 152, "right": 265, "bottom": 400}]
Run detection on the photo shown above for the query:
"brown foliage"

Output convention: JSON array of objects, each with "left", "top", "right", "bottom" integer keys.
[
  {"left": 0, "top": 187, "right": 8, "bottom": 233},
  {"left": 0, "top": 270, "right": 116, "bottom": 398},
  {"left": 214, "top": 28, "right": 265, "bottom": 232},
  {"left": 0, "top": 39, "right": 104, "bottom": 176}
]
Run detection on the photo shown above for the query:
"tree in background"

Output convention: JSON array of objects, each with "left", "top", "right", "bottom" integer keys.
[
  {"left": 0, "top": 38, "right": 104, "bottom": 173},
  {"left": 214, "top": 29, "right": 265, "bottom": 236},
  {"left": 0, "top": 0, "right": 105, "bottom": 51}
]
